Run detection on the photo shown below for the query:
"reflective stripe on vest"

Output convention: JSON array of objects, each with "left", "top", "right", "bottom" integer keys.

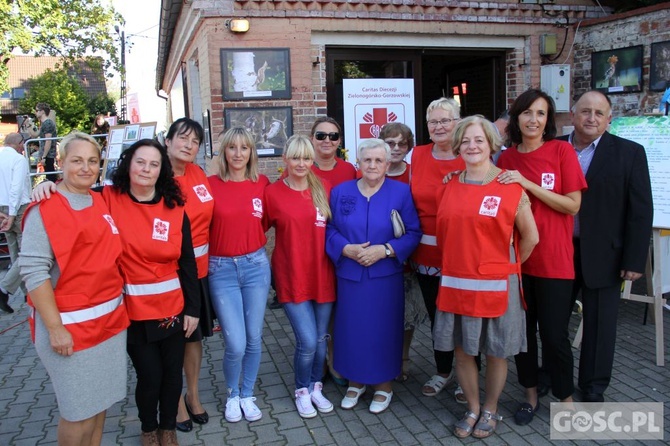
[
  {"left": 194, "top": 243, "right": 209, "bottom": 258},
  {"left": 60, "top": 295, "right": 124, "bottom": 325},
  {"left": 420, "top": 234, "right": 437, "bottom": 246},
  {"left": 125, "top": 277, "right": 181, "bottom": 296},
  {"left": 440, "top": 275, "right": 507, "bottom": 292}
]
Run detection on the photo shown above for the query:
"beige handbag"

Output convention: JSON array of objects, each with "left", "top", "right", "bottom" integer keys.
[{"left": 391, "top": 209, "right": 405, "bottom": 238}]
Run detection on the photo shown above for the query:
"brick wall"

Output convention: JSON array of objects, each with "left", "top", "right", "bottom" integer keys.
[{"left": 572, "top": 3, "right": 670, "bottom": 117}]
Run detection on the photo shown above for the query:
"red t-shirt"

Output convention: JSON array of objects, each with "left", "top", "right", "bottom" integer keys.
[
  {"left": 208, "top": 175, "right": 270, "bottom": 257},
  {"left": 175, "top": 164, "right": 213, "bottom": 278},
  {"left": 498, "top": 139, "right": 587, "bottom": 279},
  {"left": 409, "top": 144, "right": 466, "bottom": 269},
  {"left": 265, "top": 180, "right": 336, "bottom": 304},
  {"left": 313, "top": 160, "right": 357, "bottom": 186}
]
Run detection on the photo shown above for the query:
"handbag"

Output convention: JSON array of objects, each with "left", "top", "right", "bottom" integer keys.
[{"left": 391, "top": 209, "right": 405, "bottom": 238}]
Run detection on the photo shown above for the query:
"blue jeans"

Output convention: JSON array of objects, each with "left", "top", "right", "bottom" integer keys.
[
  {"left": 208, "top": 248, "right": 270, "bottom": 398},
  {"left": 283, "top": 300, "right": 333, "bottom": 390}
]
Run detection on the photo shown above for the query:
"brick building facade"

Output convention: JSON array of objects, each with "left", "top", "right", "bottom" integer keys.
[{"left": 157, "top": 1, "right": 669, "bottom": 175}]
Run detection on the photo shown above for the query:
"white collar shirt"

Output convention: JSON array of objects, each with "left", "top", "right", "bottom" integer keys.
[{"left": 0, "top": 146, "right": 31, "bottom": 215}]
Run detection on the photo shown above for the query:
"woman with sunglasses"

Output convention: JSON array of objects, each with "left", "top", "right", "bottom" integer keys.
[{"left": 310, "top": 117, "right": 357, "bottom": 187}]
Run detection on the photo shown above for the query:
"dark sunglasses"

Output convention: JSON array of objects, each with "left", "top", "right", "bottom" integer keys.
[{"left": 314, "top": 131, "right": 340, "bottom": 142}]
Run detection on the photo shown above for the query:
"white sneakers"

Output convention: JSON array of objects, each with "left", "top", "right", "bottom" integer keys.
[
  {"left": 295, "top": 388, "right": 317, "bottom": 418},
  {"left": 295, "top": 382, "right": 334, "bottom": 418},
  {"left": 225, "top": 396, "right": 242, "bottom": 422},
  {"left": 226, "top": 396, "right": 262, "bottom": 422},
  {"left": 240, "top": 397, "right": 262, "bottom": 421},
  {"left": 311, "top": 382, "right": 334, "bottom": 413}
]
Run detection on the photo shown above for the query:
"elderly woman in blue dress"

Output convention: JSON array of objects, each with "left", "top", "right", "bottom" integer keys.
[{"left": 326, "top": 138, "right": 421, "bottom": 414}]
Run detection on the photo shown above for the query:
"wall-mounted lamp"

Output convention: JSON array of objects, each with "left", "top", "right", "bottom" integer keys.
[{"left": 225, "top": 18, "right": 250, "bottom": 33}]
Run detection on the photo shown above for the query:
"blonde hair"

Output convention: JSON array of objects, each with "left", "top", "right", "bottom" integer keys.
[
  {"left": 451, "top": 115, "right": 502, "bottom": 156},
  {"left": 217, "top": 127, "right": 259, "bottom": 181},
  {"left": 284, "top": 135, "right": 331, "bottom": 220},
  {"left": 58, "top": 131, "right": 101, "bottom": 160},
  {"left": 426, "top": 97, "right": 461, "bottom": 120}
]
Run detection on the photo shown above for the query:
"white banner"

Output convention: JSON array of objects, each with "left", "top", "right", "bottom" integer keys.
[{"left": 343, "top": 79, "right": 415, "bottom": 165}]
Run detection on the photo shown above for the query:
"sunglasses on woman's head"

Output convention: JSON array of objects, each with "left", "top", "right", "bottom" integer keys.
[{"left": 314, "top": 131, "right": 340, "bottom": 141}]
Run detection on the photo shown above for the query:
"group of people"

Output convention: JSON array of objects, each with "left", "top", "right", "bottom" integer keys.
[{"left": 3, "top": 87, "right": 652, "bottom": 444}]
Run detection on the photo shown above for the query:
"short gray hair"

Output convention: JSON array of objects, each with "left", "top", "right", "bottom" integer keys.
[{"left": 357, "top": 138, "right": 391, "bottom": 162}]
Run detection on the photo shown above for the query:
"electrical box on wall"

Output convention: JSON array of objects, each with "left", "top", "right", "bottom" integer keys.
[{"left": 541, "top": 64, "right": 570, "bottom": 112}]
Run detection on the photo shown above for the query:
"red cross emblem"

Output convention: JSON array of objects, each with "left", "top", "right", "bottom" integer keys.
[{"left": 359, "top": 108, "right": 397, "bottom": 139}]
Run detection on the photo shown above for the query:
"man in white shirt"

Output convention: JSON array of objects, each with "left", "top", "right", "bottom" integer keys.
[{"left": 0, "top": 132, "right": 31, "bottom": 313}]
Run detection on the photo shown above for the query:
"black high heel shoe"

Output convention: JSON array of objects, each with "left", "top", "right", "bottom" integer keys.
[
  {"left": 175, "top": 418, "right": 193, "bottom": 432},
  {"left": 185, "top": 394, "right": 209, "bottom": 424}
]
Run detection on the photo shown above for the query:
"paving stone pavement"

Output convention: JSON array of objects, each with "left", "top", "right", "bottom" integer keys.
[{"left": 0, "top": 266, "right": 668, "bottom": 445}]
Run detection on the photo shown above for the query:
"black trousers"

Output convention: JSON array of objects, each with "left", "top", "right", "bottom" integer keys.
[
  {"left": 416, "top": 273, "right": 454, "bottom": 375},
  {"left": 514, "top": 274, "right": 575, "bottom": 400},
  {"left": 44, "top": 157, "right": 58, "bottom": 182},
  {"left": 573, "top": 239, "right": 620, "bottom": 395},
  {"left": 127, "top": 330, "right": 185, "bottom": 432}
]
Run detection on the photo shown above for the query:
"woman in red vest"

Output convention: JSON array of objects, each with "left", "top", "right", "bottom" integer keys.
[
  {"left": 434, "top": 116, "right": 538, "bottom": 439},
  {"left": 265, "top": 135, "right": 336, "bottom": 418},
  {"left": 164, "top": 118, "right": 215, "bottom": 433},
  {"left": 497, "top": 89, "right": 586, "bottom": 425},
  {"left": 106, "top": 140, "right": 200, "bottom": 446},
  {"left": 20, "top": 132, "right": 129, "bottom": 446}
]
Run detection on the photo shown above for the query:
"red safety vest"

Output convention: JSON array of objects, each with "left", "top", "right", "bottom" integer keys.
[
  {"left": 103, "top": 188, "right": 185, "bottom": 321},
  {"left": 176, "top": 163, "right": 213, "bottom": 279},
  {"left": 410, "top": 144, "right": 466, "bottom": 270},
  {"left": 25, "top": 192, "right": 128, "bottom": 352},
  {"left": 436, "top": 178, "right": 523, "bottom": 318}
]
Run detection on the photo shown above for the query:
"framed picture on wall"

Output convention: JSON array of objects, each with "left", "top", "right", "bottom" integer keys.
[
  {"left": 591, "top": 46, "right": 643, "bottom": 94},
  {"left": 220, "top": 48, "right": 291, "bottom": 100},
  {"left": 650, "top": 40, "right": 670, "bottom": 92},
  {"left": 224, "top": 106, "right": 293, "bottom": 157}
]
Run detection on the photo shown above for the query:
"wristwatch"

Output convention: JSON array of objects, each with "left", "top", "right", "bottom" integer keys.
[{"left": 384, "top": 243, "right": 392, "bottom": 257}]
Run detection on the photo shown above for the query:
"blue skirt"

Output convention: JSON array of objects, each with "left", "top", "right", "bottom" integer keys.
[{"left": 333, "top": 270, "right": 404, "bottom": 385}]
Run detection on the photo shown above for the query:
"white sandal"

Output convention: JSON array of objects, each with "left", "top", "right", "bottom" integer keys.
[
  {"left": 340, "top": 385, "right": 366, "bottom": 409},
  {"left": 422, "top": 371, "right": 454, "bottom": 397},
  {"left": 454, "top": 384, "right": 467, "bottom": 404}
]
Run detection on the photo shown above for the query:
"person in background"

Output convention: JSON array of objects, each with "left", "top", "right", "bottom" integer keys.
[
  {"left": 91, "top": 114, "right": 110, "bottom": 150},
  {"left": 208, "top": 127, "right": 271, "bottom": 423},
  {"left": 378, "top": 123, "right": 426, "bottom": 383},
  {"left": 20, "top": 132, "right": 129, "bottom": 445},
  {"left": 36, "top": 102, "right": 58, "bottom": 182},
  {"left": 164, "top": 118, "right": 215, "bottom": 433},
  {"left": 0, "top": 133, "right": 31, "bottom": 313},
  {"left": 265, "top": 135, "right": 336, "bottom": 418},
  {"left": 435, "top": 116, "right": 538, "bottom": 439},
  {"left": 326, "top": 138, "right": 421, "bottom": 414},
  {"left": 409, "top": 98, "right": 467, "bottom": 402},
  {"left": 497, "top": 89, "right": 587, "bottom": 425},
  {"left": 491, "top": 109, "right": 510, "bottom": 165},
  {"left": 559, "top": 90, "right": 653, "bottom": 402}
]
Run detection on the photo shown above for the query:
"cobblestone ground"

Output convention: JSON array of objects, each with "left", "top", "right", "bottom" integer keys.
[{"left": 0, "top": 267, "right": 668, "bottom": 445}]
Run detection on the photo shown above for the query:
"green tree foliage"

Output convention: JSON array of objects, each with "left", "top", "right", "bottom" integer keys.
[
  {"left": 18, "top": 68, "right": 116, "bottom": 135},
  {"left": 1, "top": 0, "right": 122, "bottom": 95}
]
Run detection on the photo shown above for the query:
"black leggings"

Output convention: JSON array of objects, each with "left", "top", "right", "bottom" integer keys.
[{"left": 127, "top": 330, "right": 185, "bottom": 432}]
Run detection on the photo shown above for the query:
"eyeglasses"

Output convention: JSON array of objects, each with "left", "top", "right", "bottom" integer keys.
[
  {"left": 427, "top": 118, "right": 459, "bottom": 128},
  {"left": 385, "top": 140, "right": 409, "bottom": 149},
  {"left": 314, "top": 131, "right": 340, "bottom": 142}
]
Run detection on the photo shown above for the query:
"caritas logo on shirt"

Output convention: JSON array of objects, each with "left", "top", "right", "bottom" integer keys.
[
  {"left": 479, "top": 196, "right": 501, "bottom": 217},
  {"left": 252, "top": 198, "right": 263, "bottom": 218},
  {"left": 193, "top": 184, "right": 213, "bottom": 202},
  {"left": 152, "top": 218, "right": 170, "bottom": 241},
  {"left": 103, "top": 214, "right": 119, "bottom": 234},
  {"left": 541, "top": 173, "right": 555, "bottom": 190},
  {"left": 315, "top": 208, "right": 326, "bottom": 227}
]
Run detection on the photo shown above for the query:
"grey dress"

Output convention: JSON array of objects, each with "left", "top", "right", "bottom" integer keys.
[{"left": 19, "top": 190, "right": 127, "bottom": 422}]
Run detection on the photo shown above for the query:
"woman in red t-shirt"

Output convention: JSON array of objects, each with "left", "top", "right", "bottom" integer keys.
[
  {"left": 498, "top": 89, "right": 587, "bottom": 426},
  {"left": 208, "top": 128, "right": 271, "bottom": 424},
  {"left": 265, "top": 135, "right": 336, "bottom": 419},
  {"left": 310, "top": 117, "right": 357, "bottom": 187}
]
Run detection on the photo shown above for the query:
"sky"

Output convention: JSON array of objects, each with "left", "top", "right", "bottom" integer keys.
[{"left": 109, "top": 0, "right": 166, "bottom": 129}]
